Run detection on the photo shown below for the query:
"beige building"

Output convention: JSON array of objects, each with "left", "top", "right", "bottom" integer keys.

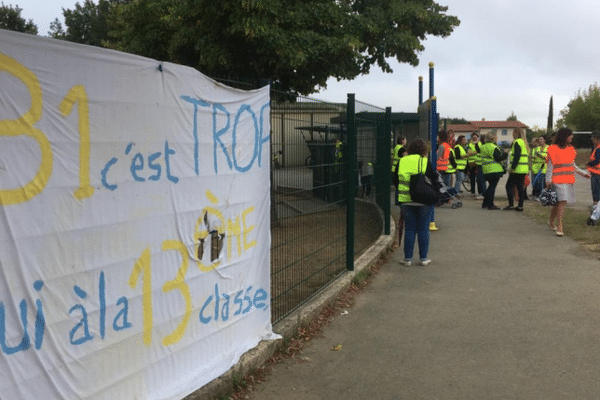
[{"left": 447, "top": 120, "right": 529, "bottom": 146}]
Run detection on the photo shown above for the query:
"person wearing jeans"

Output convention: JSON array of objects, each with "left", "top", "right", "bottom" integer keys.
[
  {"left": 400, "top": 203, "right": 433, "bottom": 265},
  {"left": 397, "top": 138, "right": 439, "bottom": 266}
]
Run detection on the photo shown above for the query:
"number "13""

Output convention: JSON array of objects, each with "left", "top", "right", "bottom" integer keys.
[{"left": 0, "top": 53, "right": 94, "bottom": 205}]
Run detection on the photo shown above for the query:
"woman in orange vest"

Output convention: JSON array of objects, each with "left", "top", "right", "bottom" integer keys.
[
  {"left": 586, "top": 131, "right": 600, "bottom": 207},
  {"left": 545, "top": 128, "right": 590, "bottom": 236},
  {"left": 436, "top": 130, "right": 454, "bottom": 188}
]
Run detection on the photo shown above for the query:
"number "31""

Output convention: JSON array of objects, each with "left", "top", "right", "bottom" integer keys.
[{"left": 0, "top": 53, "right": 94, "bottom": 206}]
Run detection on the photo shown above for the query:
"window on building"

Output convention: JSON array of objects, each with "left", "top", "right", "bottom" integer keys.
[{"left": 502, "top": 129, "right": 508, "bottom": 136}]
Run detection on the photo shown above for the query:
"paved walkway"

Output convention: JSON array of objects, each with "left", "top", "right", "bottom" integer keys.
[{"left": 250, "top": 176, "right": 600, "bottom": 400}]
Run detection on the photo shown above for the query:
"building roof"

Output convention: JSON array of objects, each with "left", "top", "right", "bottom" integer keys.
[
  {"left": 446, "top": 124, "right": 478, "bottom": 132},
  {"left": 447, "top": 120, "right": 529, "bottom": 133},
  {"left": 470, "top": 120, "right": 529, "bottom": 129}
]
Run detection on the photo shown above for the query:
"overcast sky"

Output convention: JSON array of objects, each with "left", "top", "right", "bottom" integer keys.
[{"left": 15, "top": 0, "right": 600, "bottom": 129}]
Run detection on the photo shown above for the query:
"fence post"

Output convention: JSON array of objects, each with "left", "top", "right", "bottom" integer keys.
[
  {"left": 346, "top": 94, "right": 356, "bottom": 271},
  {"left": 383, "top": 107, "right": 392, "bottom": 235}
]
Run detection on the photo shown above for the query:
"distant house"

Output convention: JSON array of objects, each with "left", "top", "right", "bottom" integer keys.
[{"left": 446, "top": 120, "right": 529, "bottom": 147}]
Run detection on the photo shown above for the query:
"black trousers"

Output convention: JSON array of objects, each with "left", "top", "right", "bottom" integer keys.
[
  {"left": 505, "top": 173, "right": 526, "bottom": 208},
  {"left": 482, "top": 172, "right": 503, "bottom": 208}
]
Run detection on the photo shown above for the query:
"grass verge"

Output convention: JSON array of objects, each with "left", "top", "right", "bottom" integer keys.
[{"left": 523, "top": 201, "right": 600, "bottom": 255}]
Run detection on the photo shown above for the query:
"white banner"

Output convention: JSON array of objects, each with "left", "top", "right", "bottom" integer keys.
[{"left": 0, "top": 30, "right": 276, "bottom": 400}]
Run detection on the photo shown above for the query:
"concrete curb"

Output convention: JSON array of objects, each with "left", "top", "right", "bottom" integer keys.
[{"left": 188, "top": 217, "right": 396, "bottom": 400}]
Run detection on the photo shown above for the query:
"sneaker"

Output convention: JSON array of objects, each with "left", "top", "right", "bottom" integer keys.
[
  {"left": 487, "top": 205, "right": 500, "bottom": 210},
  {"left": 420, "top": 259, "right": 431, "bottom": 266},
  {"left": 429, "top": 222, "right": 439, "bottom": 231},
  {"left": 476, "top": 195, "right": 484, "bottom": 200},
  {"left": 502, "top": 206, "right": 514, "bottom": 211},
  {"left": 400, "top": 259, "right": 412, "bottom": 266},
  {"left": 587, "top": 217, "right": 596, "bottom": 226},
  {"left": 514, "top": 207, "right": 524, "bottom": 212}
]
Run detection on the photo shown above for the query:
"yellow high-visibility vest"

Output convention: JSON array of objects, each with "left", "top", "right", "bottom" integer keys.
[
  {"left": 510, "top": 138, "right": 529, "bottom": 174},
  {"left": 397, "top": 154, "right": 428, "bottom": 203},
  {"left": 454, "top": 145, "right": 467, "bottom": 171},
  {"left": 480, "top": 142, "right": 504, "bottom": 174}
]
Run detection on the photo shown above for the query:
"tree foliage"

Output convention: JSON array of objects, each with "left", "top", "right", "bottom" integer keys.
[
  {"left": 106, "top": 0, "right": 460, "bottom": 94},
  {"left": 559, "top": 83, "right": 600, "bottom": 131},
  {"left": 506, "top": 112, "right": 517, "bottom": 121},
  {"left": 50, "top": 0, "right": 125, "bottom": 46},
  {"left": 0, "top": 2, "right": 38, "bottom": 34},
  {"left": 444, "top": 117, "right": 469, "bottom": 125},
  {"left": 546, "top": 95, "right": 553, "bottom": 134}
]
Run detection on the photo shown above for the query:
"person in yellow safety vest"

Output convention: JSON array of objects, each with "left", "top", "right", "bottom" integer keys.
[
  {"left": 335, "top": 139, "right": 343, "bottom": 163},
  {"left": 452, "top": 135, "right": 476, "bottom": 194},
  {"left": 335, "top": 139, "right": 343, "bottom": 164},
  {"left": 466, "top": 132, "right": 486, "bottom": 199},
  {"left": 531, "top": 135, "right": 549, "bottom": 200},
  {"left": 478, "top": 131, "right": 508, "bottom": 210},
  {"left": 391, "top": 136, "right": 408, "bottom": 242},
  {"left": 546, "top": 128, "right": 590, "bottom": 236},
  {"left": 502, "top": 127, "right": 530, "bottom": 211},
  {"left": 391, "top": 136, "right": 407, "bottom": 176},
  {"left": 586, "top": 131, "right": 600, "bottom": 208},
  {"left": 397, "top": 138, "right": 439, "bottom": 266},
  {"left": 363, "top": 161, "right": 374, "bottom": 197}
]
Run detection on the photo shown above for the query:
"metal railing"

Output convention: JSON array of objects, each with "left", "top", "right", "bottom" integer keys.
[{"left": 208, "top": 77, "right": 391, "bottom": 323}]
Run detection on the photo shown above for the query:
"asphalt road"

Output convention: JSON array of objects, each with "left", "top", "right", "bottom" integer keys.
[{"left": 249, "top": 174, "right": 600, "bottom": 400}]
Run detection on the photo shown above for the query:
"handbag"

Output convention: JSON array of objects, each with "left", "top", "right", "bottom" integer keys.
[
  {"left": 409, "top": 157, "right": 439, "bottom": 205},
  {"left": 539, "top": 186, "right": 558, "bottom": 207}
]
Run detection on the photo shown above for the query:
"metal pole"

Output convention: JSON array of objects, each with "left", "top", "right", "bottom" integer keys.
[
  {"left": 419, "top": 76, "right": 424, "bottom": 106},
  {"left": 383, "top": 107, "right": 392, "bottom": 235},
  {"left": 346, "top": 94, "right": 356, "bottom": 271},
  {"left": 430, "top": 97, "right": 438, "bottom": 166},
  {"left": 429, "top": 62, "right": 434, "bottom": 99}
]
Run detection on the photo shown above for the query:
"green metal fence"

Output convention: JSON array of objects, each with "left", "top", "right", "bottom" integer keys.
[
  {"left": 270, "top": 91, "right": 392, "bottom": 323},
  {"left": 208, "top": 77, "right": 392, "bottom": 323}
]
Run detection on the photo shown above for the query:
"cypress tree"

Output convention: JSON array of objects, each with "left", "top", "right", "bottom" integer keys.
[{"left": 547, "top": 96, "right": 553, "bottom": 134}]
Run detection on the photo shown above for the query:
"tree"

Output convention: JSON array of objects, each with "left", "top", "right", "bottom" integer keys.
[
  {"left": 108, "top": 0, "right": 460, "bottom": 94},
  {"left": 507, "top": 112, "right": 517, "bottom": 121},
  {"left": 50, "top": 0, "right": 124, "bottom": 46},
  {"left": 444, "top": 117, "right": 469, "bottom": 125},
  {"left": 559, "top": 83, "right": 600, "bottom": 131},
  {"left": 48, "top": 18, "right": 66, "bottom": 38},
  {"left": 546, "top": 96, "right": 553, "bottom": 134},
  {"left": 0, "top": 2, "right": 38, "bottom": 34}
]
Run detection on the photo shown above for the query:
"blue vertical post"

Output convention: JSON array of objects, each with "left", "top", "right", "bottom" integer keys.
[
  {"left": 429, "top": 62, "right": 434, "bottom": 99},
  {"left": 419, "top": 76, "right": 423, "bottom": 106},
  {"left": 430, "top": 97, "right": 438, "bottom": 165}
]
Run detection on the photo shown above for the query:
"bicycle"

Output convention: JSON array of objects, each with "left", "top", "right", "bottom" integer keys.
[{"left": 461, "top": 175, "right": 471, "bottom": 193}]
